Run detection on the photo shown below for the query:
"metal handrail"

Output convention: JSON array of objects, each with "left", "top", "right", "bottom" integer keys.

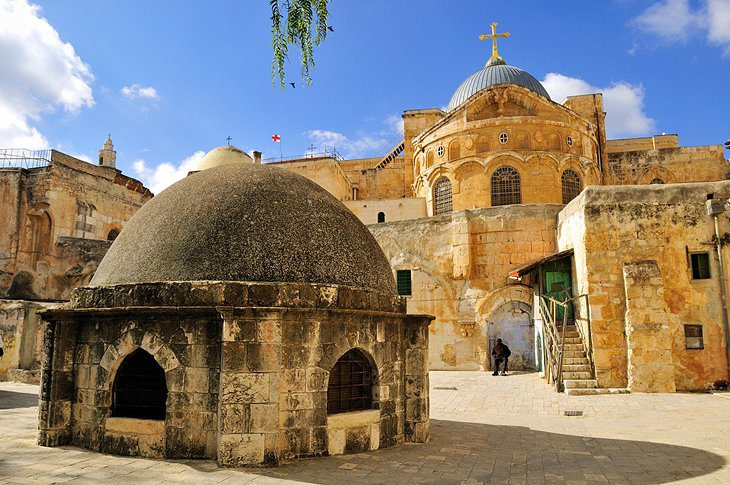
[
  {"left": 0, "top": 148, "right": 52, "bottom": 169},
  {"left": 539, "top": 293, "right": 590, "bottom": 392}
]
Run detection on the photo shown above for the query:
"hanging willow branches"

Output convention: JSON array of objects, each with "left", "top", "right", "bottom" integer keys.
[{"left": 271, "top": 0, "right": 330, "bottom": 88}]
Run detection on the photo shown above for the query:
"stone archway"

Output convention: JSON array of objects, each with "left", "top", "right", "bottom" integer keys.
[
  {"left": 475, "top": 285, "right": 534, "bottom": 371},
  {"left": 486, "top": 300, "right": 534, "bottom": 370}
]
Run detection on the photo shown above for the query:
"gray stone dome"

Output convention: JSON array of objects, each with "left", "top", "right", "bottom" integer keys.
[
  {"left": 447, "top": 59, "right": 550, "bottom": 112},
  {"left": 90, "top": 163, "right": 397, "bottom": 295}
]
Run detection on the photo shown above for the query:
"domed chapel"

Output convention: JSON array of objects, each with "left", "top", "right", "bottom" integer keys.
[{"left": 37, "top": 160, "right": 433, "bottom": 465}]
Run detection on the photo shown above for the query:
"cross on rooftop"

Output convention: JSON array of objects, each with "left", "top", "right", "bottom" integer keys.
[
  {"left": 226, "top": 136, "right": 232, "bottom": 146},
  {"left": 479, "top": 22, "right": 510, "bottom": 63}
]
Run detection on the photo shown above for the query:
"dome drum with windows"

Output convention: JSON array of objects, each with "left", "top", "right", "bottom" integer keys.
[
  {"left": 414, "top": 22, "right": 595, "bottom": 214},
  {"left": 38, "top": 159, "right": 434, "bottom": 466}
]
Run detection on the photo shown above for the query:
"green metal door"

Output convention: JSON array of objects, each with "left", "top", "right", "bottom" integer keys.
[{"left": 541, "top": 258, "right": 573, "bottom": 320}]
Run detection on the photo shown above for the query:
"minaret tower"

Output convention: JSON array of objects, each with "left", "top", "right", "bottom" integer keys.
[{"left": 98, "top": 134, "right": 117, "bottom": 168}]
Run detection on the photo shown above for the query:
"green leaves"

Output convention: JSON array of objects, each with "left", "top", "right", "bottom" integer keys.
[{"left": 271, "top": 0, "right": 329, "bottom": 89}]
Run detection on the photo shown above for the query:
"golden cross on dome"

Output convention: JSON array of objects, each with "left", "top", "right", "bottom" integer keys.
[{"left": 479, "top": 22, "right": 510, "bottom": 63}]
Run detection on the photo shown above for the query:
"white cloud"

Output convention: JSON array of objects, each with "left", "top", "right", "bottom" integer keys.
[
  {"left": 132, "top": 150, "right": 205, "bottom": 194},
  {"left": 384, "top": 114, "right": 404, "bottom": 136},
  {"left": 633, "top": 0, "right": 730, "bottom": 55},
  {"left": 542, "top": 73, "right": 656, "bottom": 138},
  {"left": 305, "top": 129, "right": 390, "bottom": 158},
  {"left": 0, "top": 0, "right": 94, "bottom": 148},
  {"left": 121, "top": 84, "right": 159, "bottom": 100}
]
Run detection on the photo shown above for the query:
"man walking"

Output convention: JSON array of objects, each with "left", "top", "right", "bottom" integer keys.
[{"left": 491, "top": 338, "right": 511, "bottom": 376}]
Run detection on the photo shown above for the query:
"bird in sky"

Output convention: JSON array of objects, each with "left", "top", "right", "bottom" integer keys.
[
  {"left": 289, "top": 82, "right": 296, "bottom": 88},
  {"left": 327, "top": 25, "right": 334, "bottom": 32}
]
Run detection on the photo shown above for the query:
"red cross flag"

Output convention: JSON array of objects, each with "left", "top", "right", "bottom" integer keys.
[{"left": 271, "top": 134, "right": 281, "bottom": 142}]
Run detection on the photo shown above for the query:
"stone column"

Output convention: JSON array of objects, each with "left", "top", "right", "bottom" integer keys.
[
  {"left": 622, "top": 261, "right": 676, "bottom": 392},
  {"left": 403, "top": 314, "right": 433, "bottom": 442},
  {"left": 217, "top": 308, "right": 281, "bottom": 467},
  {"left": 38, "top": 317, "right": 77, "bottom": 446}
]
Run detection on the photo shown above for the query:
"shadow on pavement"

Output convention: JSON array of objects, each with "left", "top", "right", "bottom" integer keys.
[
  {"left": 0, "top": 389, "right": 39, "bottom": 409},
  {"left": 248, "top": 418, "right": 726, "bottom": 484}
]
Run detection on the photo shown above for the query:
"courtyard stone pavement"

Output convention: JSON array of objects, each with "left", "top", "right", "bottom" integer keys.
[{"left": 1, "top": 371, "right": 729, "bottom": 484}]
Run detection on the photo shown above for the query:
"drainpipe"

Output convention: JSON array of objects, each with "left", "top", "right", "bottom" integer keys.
[{"left": 707, "top": 196, "right": 730, "bottom": 379}]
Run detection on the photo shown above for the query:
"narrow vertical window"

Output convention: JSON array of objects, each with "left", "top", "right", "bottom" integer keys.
[
  {"left": 690, "top": 253, "right": 711, "bottom": 280},
  {"left": 396, "top": 269, "right": 412, "bottom": 296},
  {"left": 377, "top": 212, "right": 385, "bottom": 223},
  {"left": 684, "top": 325, "right": 704, "bottom": 349},
  {"left": 433, "top": 177, "right": 453, "bottom": 215},
  {"left": 490, "top": 166, "right": 521, "bottom": 206},
  {"left": 561, "top": 169, "right": 582, "bottom": 204}
]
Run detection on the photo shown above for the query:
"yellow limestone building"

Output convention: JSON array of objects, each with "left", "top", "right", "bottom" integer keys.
[{"left": 270, "top": 24, "right": 730, "bottom": 393}]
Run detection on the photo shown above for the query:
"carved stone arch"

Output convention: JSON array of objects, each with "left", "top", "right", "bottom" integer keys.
[
  {"left": 639, "top": 165, "right": 676, "bottom": 185},
  {"left": 448, "top": 139, "right": 461, "bottom": 161},
  {"left": 483, "top": 151, "right": 526, "bottom": 168},
  {"left": 27, "top": 209, "right": 53, "bottom": 267},
  {"left": 475, "top": 285, "right": 534, "bottom": 369},
  {"left": 526, "top": 152, "right": 560, "bottom": 168},
  {"left": 454, "top": 158, "right": 486, "bottom": 177},
  {"left": 425, "top": 165, "right": 454, "bottom": 187},
  {"left": 100, "top": 330, "right": 181, "bottom": 389},
  {"left": 475, "top": 135, "right": 490, "bottom": 153}
]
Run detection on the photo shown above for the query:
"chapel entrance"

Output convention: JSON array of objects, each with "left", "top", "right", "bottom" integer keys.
[{"left": 487, "top": 301, "right": 534, "bottom": 370}]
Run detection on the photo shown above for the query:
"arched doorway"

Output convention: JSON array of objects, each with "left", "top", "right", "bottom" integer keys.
[{"left": 487, "top": 301, "right": 534, "bottom": 370}]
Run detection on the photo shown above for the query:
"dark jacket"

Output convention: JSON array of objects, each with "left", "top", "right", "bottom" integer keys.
[{"left": 492, "top": 342, "right": 511, "bottom": 360}]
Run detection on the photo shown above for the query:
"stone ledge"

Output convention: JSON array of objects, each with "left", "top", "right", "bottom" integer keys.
[
  {"left": 105, "top": 417, "right": 164, "bottom": 435},
  {"left": 68, "top": 281, "right": 406, "bottom": 314}
]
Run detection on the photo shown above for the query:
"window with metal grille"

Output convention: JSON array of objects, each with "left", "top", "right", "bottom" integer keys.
[
  {"left": 690, "top": 253, "right": 711, "bottom": 279},
  {"left": 650, "top": 178, "right": 665, "bottom": 184},
  {"left": 327, "top": 349, "right": 376, "bottom": 414},
  {"left": 684, "top": 324, "right": 704, "bottom": 349},
  {"left": 491, "top": 166, "right": 521, "bottom": 206},
  {"left": 107, "top": 228, "right": 120, "bottom": 241},
  {"left": 561, "top": 169, "right": 582, "bottom": 204},
  {"left": 112, "top": 348, "right": 167, "bottom": 420},
  {"left": 396, "top": 269, "right": 412, "bottom": 296},
  {"left": 433, "top": 177, "right": 453, "bottom": 215}
]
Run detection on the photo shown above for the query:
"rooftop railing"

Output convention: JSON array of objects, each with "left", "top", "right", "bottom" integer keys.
[{"left": 0, "top": 148, "right": 52, "bottom": 169}]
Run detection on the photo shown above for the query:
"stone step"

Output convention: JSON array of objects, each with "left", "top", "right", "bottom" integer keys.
[
  {"left": 561, "top": 331, "right": 580, "bottom": 338},
  {"left": 563, "top": 357, "right": 590, "bottom": 365},
  {"left": 562, "top": 364, "right": 592, "bottom": 373},
  {"left": 561, "top": 371, "right": 594, "bottom": 380},
  {"left": 563, "top": 350, "right": 586, "bottom": 358},
  {"left": 562, "top": 343, "right": 584, "bottom": 351},
  {"left": 563, "top": 379, "right": 598, "bottom": 389},
  {"left": 565, "top": 388, "right": 630, "bottom": 396},
  {"left": 561, "top": 337, "right": 582, "bottom": 345}
]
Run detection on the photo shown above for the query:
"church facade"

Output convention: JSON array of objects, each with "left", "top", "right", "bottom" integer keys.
[{"left": 271, "top": 30, "right": 729, "bottom": 393}]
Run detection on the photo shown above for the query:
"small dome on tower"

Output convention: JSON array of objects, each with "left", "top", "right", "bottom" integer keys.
[{"left": 196, "top": 145, "right": 253, "bottom": 171}]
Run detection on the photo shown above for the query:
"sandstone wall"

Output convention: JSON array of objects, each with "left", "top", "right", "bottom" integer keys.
[
  {"left": 557, "top": 182, "right": 730, "bottom": 390},
  {"left": 344, "top": 197, "right": 426, "bottom": 225},
  {"left": 0, "top": 153, "right": 151, "bottom": 300},
  {"left": 270, "top": 158, "right": 352, "bottom": 201},
  {"left": 605, "top": 144, "right": 727, "bottom": 185},
  {"left": 370, "top": 205, "right": 562, "bottom": 370}
]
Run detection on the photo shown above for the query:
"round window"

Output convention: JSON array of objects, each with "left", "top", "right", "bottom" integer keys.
[
  {"left": 499, "top": 133, "right": 508, "bottom": 144},
  {"left": 567, "top": 136, "right": 574, "bottom": 147},
  {"left": 437, "top": 146, "right": 444, "bottom": 157}
]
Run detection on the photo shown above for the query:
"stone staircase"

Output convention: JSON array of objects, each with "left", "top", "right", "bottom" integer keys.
[{"left": 558, "top": 325, "right": 609, "bottom": 396}]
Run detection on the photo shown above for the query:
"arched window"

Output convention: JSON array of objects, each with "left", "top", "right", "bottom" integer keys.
[
  {"left": 426, "top": 151, "right": 434, "bottom": 168},
  {"left": 650, "top": 177, "right": 665, "bottom": 185},
  {"left": 491, "top": 167, "right": 521, "bottom": 206},
  {"left": 377, "top": 212, "right": 385, "bottom": 223},
  {"left": 327, "top": 349, "right": 376, "bottom": 414},
  {"left": 561, "top": 169, "right": 582, "bottom": 204},
  {"left": 112, "top": 348, "right": 167, "bottom": 420},
  {"left": 107, "top": 228, "right": 120, "bottom": 241},
  {"left": 433, "top": 177, "right": 453, "bottom": 215},
  {"left": 449, "top": 140, "right": 461, "bottom": 161},
  {"left": 29, "top": 211, "right": 52, "bottom": 267}
]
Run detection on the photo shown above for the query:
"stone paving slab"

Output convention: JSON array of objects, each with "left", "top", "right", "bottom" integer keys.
[{"left": 1, "top": 371, "right": 729, "bottom": 484}]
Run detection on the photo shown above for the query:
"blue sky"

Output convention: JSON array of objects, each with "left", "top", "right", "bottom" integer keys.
[{"left": 1, "top": 0, "right": 729, "bottom": 193}]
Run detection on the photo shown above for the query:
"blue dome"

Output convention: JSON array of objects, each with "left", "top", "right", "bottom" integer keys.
[{"left": 446, "top": 60, "right": 550, "bottom": 112}]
